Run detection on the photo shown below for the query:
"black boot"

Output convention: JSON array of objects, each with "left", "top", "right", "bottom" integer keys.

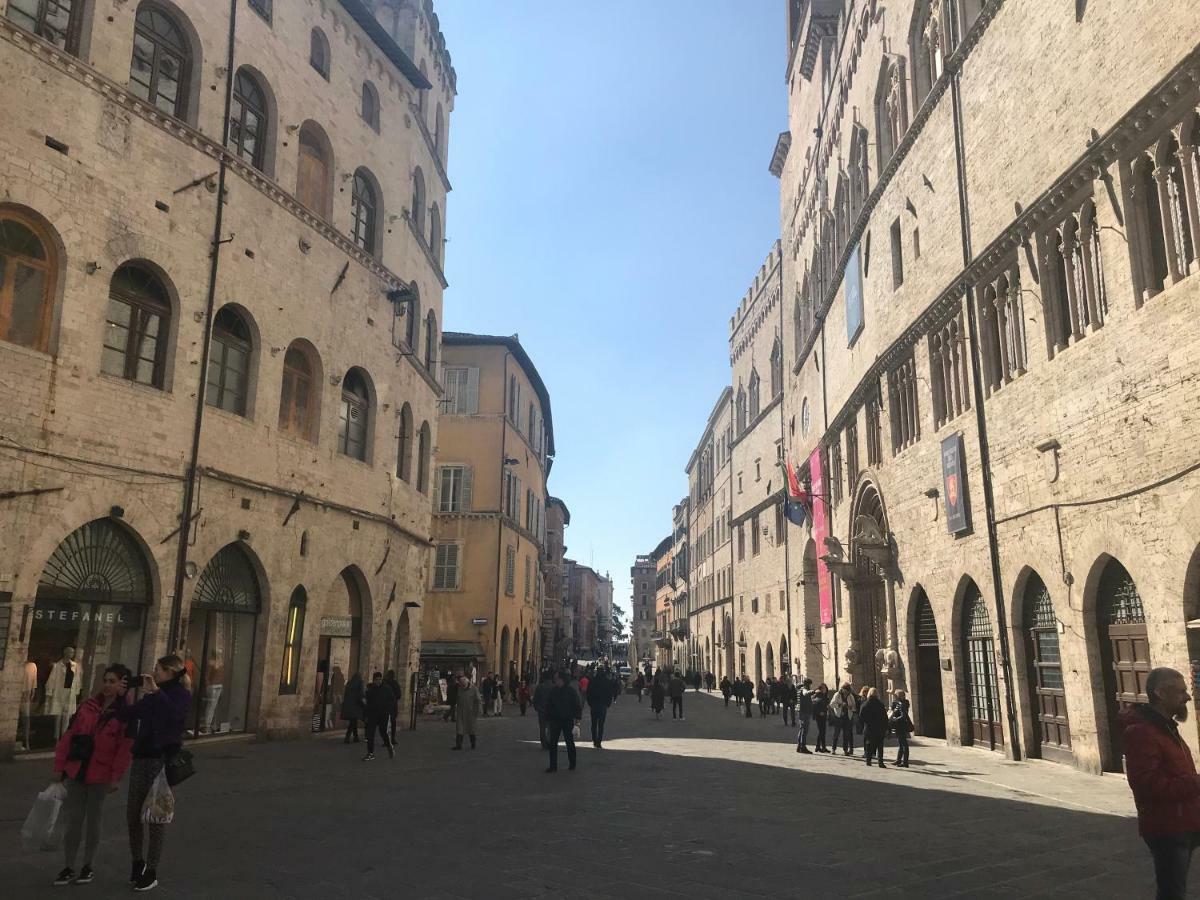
[
  {"left": 469, "top": 734, "right": 477, "bottom": 749},
  {"left": 452, "top": 734, "right": 463, "bottom": 750}
]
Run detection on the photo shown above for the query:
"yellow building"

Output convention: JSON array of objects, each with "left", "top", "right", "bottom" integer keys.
[{"left": 421, "top": 333, "right": 554, "bottom": 684}]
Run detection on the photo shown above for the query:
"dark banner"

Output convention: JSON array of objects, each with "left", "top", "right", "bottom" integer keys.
[{"left": 941, "top": 433, "right": 971, "bottom": 535}]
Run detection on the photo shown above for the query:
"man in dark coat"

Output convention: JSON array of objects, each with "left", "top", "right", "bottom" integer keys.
[
  {"left": 443, "top": 670, "right": 459, "bottom": 723},
  {"left": 859, "top": 687, "right": 888, "bottom": 768},
  {"left": 668, "top": 672, "right": 686, "bottom": 720},
  {"left": 480, "top": 673, "right": 496, "bottom": 717},
  {"left": 720, "top": 675, "right": 733, "bottom": 707},
  {"left": 588, "top": 667, "right": 615, "bottom": 748},
  {"left": 742, "top": 677, "right": 755, "bottom": 718},
  {"left": 544, "top": 671, "right": 582, "bottom": 773},
  {"left": 362, "top": 672, "right": 395, "bottom": 761}
]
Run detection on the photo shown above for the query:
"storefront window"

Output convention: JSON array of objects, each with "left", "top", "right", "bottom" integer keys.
[
  {"left": 21, "top": 519, "right": 150, "bottom": 752},
  {"left": 186, "top": 543, "right": 260, "bottom": 737}
]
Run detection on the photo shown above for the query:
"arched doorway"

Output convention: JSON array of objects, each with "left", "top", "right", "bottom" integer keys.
[
  {"left": 725, "top": 615, "right": 735, "bottom": 677},
  {"left": 1023, "top": 571, "right": 1071, "bottom": 761},
  {"left": 187, "top": 543, "right": 262, "bottom": 737},
  {"left": 754, "top": 643, "right": 763, "bottom": 683},
  {"left": 766, "top": 642, "right": 775, "bottom": 678},
  {"left": 313, "top": 568, "right": 366, "bottom": 731},
  {"left": 912, "top": 588, "right": 945, "bottom": 738},
  {"left": 24, "top": 518, "right": 152, "bottom": 751},
  {"left": 779, "top": 635, "right": 789, "bottom": 678},
  {"left": 962, "top": 580, "right": 1002, "bottom": 747},
  {"left": 499, "top": 626, "right": 510, "bottom": 677},
  {"left": 1096, "top": 557, "right": 1149, "bottom": 771},
  {"left": 850, "top": 483, "right": 889, "bottom": 692}
]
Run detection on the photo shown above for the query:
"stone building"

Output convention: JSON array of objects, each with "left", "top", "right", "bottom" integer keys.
[
  {"left": 422, "top": 332, "right": 554, "bottom": 683},
  {"left": 0, "top": 0, "right": 454, "bottom": 755},
  {"left": 628, "top": 554, "right": 656, "bottom": 670},
  {"left": 542, "top": 495, "right": 570, "bottom": 661},
  {"left": 651, "top": 534, "right": 674, "bottom": 671},
  {"left": 685, "top": 388, "right": 735, "bottom": 679},
  {"left": 595, "top": 572, "right": 613, "bottom": 657},
  {"left": 729, "top": 243, "right": 797, "bottom": 683},
  {"left": 775, "top": 0, "right": 1200, "bottom": 774},
  {"left": 668, "top": 498, "right": 690, "bottom": 671},
  {"left": 565, "top": 559, "right": 605, "bottom": 658}
]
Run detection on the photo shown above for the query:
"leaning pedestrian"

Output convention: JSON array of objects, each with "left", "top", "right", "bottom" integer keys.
[
  {"left": 341, "top": 672, "right": 365, "bottom": 743},
  {"left": 361, "top": 671, "right": 395, "bottom": 761},
  {"left": 812, "top": 682, "right": 830, "bottom": 752},
  {"left": 451, "top": 674, "right": 480, "bottom": 750},
  {"left": 115, "top": 655, "right": 191, "bottom": 893},
  {"left": 668, "top": 671, "right": 686, "bottom": 720},
  {"left": 383, "top": 669, "right": 403, "bottom": 744},
  {"left": 51, "top": 663, "right": 134, "bottom": 887},
  {"left": 860, "top": 687, "right": 888, "bottom": 768},
  {"left": 544, "top": 670, "right": 582, "bottom": 773},
  {"left": 1123, "top": 666, "right": 1200, "bottom": 900},
  {"left": 890, "top": 689, "right": 913, "bottom": 767},
  {"left": 795, "top": 677, "right": 814, "bottom": 753}
]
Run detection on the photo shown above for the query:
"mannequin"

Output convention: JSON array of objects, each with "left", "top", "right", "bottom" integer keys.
[
  {"left": 47, "top": 646, "right": 81, "bottom": 738},
  {"left": 19, "top": 660, "right": 37, "bottom": 749},
  {"left": 201, "top": 648, "right": 225, "bottom": 734}
]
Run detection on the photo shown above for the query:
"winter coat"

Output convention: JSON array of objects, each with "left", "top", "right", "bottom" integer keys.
[
  {"left": 859, "top": 696, "right": 888, "bottom": 740},
  {"left": 116, "top": 677, "right": 191, "bottom": 759},
  {"left": 455, "top": 684, "right": 482, "bottom": 735},
  {"left": 650, "top": 682, "right": 666, "bottom": 712},
  {"left": 785, "top": 683, "right": 798, "bottom": 705},
  {"left": 720, "top": 678, "right": 732, "bottom": 698},
  {"left": 481, "top": 678, "right": 496, "bottom": 702},
  {"left": 517, "top": 683, "right": 532, "bottom": 705},
  {"left": 668, "top": 676, "right": 686, "bottom": 699},
  {"left": 383, "top": 676, "right": 403, "bottom": 712},
  {"left": 811, "top": 692, "right": 829, "bottom": 718},
  {"left": 829, "top": 690, "right": 853, "bottom": 720},
  {"left": 546, "top": 683, "right": 583, "bottom": 726},
  {"left": 1121, "top": 704, "right": 1200, "bottom": 836},
  {"left": 54, "top": 694, "right": 134, "bottom": 785},
  {"left": 798, "top": 687, "right": 814, "bottom": 715},
  {"left": 588, "top": 674, "right": 613, "bottom": 708},
  {"left": 341, "top": 679, "right": 366, "bottom": 720},
  {"left": 364, "top": 683, "right": 396, "bottom": 721},
  {"left": 889, "top": 698, "right": 914, "bottom": 735},
  {"left": 532, "top": 679, "right": 553, "bottom": 715}
]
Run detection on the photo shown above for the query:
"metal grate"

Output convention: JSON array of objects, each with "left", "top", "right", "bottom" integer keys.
[
  {"left": 963, "top": 584, "right": 992, "bottom": 639},
  {"left": 1026, "top": 574, "right": 1057, "bottom": 630},
  {"left": 1099, "top": 559, "right": 1145, "bottom": 625},
  {"left": 915, "top": 592, "right": 938, "bottom": 646},
  {"left": 38, "top": 519, "right": 150, "bottom": 605},
  {"left": 193, "top": 544, "right": 261, "bottom": 613}
]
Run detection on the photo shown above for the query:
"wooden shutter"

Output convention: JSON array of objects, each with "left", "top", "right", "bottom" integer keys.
[
  {"left": 465, "top": 367, "right": 480, "bottom": 414},
  {"left": 461, "top": 466, "right": 473, "bottom": 511},
  {"left": 432, "top": 466, "right": 443, "bottom": 509}
]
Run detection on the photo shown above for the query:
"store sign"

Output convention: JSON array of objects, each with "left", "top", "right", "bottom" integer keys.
[
  {"left": 34, "top": 601, "right": 142, "bottom": 630},
  {"left": 846, "top": 242, "right": 864, "bottom": 345},
  {"left": 318, "top": 615, "right": 354, "bottom": 638},
  {"left": 809, "top": 447, "right": 834, "bottom": 627},
  {"left": 941, "top": 433, "right": 971, "bottom": 535}
]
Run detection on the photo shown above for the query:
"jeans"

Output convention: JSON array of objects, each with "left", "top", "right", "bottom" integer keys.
[
  {"left": 1145, "top": 832, "right": 1200, "bottom": 900},
  {"left": 671, "top": 696, "right": 684, "bottom": 718},
  {"left": 589, "top": 705, "right": 608, "bottom": 745},
  {"left": 832, "top": 716, "right": 853, "bottom": 753},
  {"left": 864, "top": 734, "right": 884, "bottom": 764},
  {"left": 64, "top": 780, "right": 107, "bottom": 869},
  {"left": 365, "top": 717, "right": 391, "bottom": 755},
  {"left": 546, "top": 721, "right": 576, "bottom": 771},
  {"left": 782, "top": 703, "right": 796, "bottom": 727},
  {"left": 796, "top": 714, "right": 811, "bottom": 749},
  {"left": 127, "top": 759, "right": 166, "bottom": 869},
  {"left": 723, "top": 693, "right": 730, "bottom": 707},
  {"left": 895, "top": 732, "right": 910, "bottom": 765},
  {"left": 814, "top": 714, "right": 828, "bottom": 749}
]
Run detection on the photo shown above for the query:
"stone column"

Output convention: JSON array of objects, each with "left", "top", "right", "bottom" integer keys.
[{"left": 1155, "top": 165, "right": 1183, "bottom": 283}]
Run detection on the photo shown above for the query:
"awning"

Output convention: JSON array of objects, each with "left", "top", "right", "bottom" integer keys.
[{"left": 420, "top": 641, "right": 484, "bottom": 659}]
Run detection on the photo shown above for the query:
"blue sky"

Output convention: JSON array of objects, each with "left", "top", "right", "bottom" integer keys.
[{"left": 433, "top": 2, "right": 785, "bottom": 619}]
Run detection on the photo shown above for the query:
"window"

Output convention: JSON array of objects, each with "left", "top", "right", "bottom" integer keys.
[
  {"left": 748, "top": 369, "right": 761, "bottom": 419},
  {"left": 439, "top": 366, "right": 479, "bottom": 414},
  {"left": 1045, "top": 200, "right": 1108, "bottom": 355},
  {"left": 417, "top": 422, "right": 431, "bottom": 493},
  {"left": 279, "top": 587, "right": 306, "bottom": 693},
  {"left": 279, "top": 342, "right": 318, "bottom": 441},
  {"left": 424, "top": 311, "right": 437, "bottom": 369},
  {"left": 102, "top": 264, "right": 170, "bottom": 388},
  {"left": 875, "top": 59, "right": 908, "bottom": 170},
  {"left": 527, "top": 402, "right": 537, "bottom": 441},
  {"left": 525, "top": 488, "right": 534, "bottom": 531},
  {"left": 227, "top": 68, "right": 268, "bottom": 170},
  {"left": 361, "top": 81, "right": 380, "bottom": 132},
  {"left": 929, "top": 311, "right": 970, "bottom": 428},
  {"left": 0, "top": 209, "right": 56, "bottom": 353},
  {"left": 429, "top": 204, "right": 442, "bottom": 265},
  {"left": 396, "top": 403, "right": 413, "bottom": 481},
  {"left": 829, "top": 441, "right": 843, "bottom": 506},
  {"left": 888, "top": 352, "right": 920, "bottom": 453},
  {"left": 503, "top": 471, "right": 522, "bottom": 521},
  {"left": 433, "top": 543, "right": 461, "bottom": 590},
  {"left": 866, "top": 393, "right": 884, "bottom": 465},
  {"left": 437, "top": 465, "right": 471, "bottom": 513},
  {"left": 296, "top": 123, "right": 333, "bottom": 219},
  {"left": 737, "top": 524, "right": 745, "bottom": 561},
  {"left": 350, "top": 169, "right": 379, "bottom": 255},
  {"left": 775, "top": 501, "right": 786, "bottom": 542},
  {"left": 977, "top": 265, "right": 1026, "bottom": 395},
  {"left": 411, "top": 168, "right": 426, "bottom": 236},
  {"left": 769, "top": 338, "right": 783, "bottom": 398},
  {"left": 751, "top": 515, "right": 760, "bottom": 556},
  {"left": 845, "top": 418, "right": 859, "bottom": 489},
  {"left": 752, "top": 597, "right": 759, "bottom": 614},
  {"left": 247, "top": 0, "right": 271, "bottom": 23},
  {"left": 890, "top": 218, "right": 904, "bottom": 289},
  {"left": 524, "top": 555, "right": 531, "bottom": 600},
  {"left": 849, "top": 126, "right": 870, "bottom": 217},
  {"left": 735, "top": 384, "right": 747, "bottom": 434},
  {"left": 309, "top": 28, "right": 330, "bottom": 79},
  {"left": 207, "top": 306, "right": 252, "bottom": 416},
  {"left": 404, "top": 290, "right": 420, "bottom": 349},
  {"left": 6, "top": 0, "right": 83, "bottom": 53},
  {"left": 338, "top": 368, "right": 370, "bottom": 461},
  {"left": 129, "top": 3, "right": 191, "bottom": 119},
  {"left": 505, "top": 546, "right": 516, "bottom": 595},
  {"left": 434, "top": 103, "right": 446, "bottom": 158},
  {"left": 910, "top": 0, "right": 944, "bottom": 110},
  {"left": 418, "top": 61, "right": 429, "bottom": 115}
]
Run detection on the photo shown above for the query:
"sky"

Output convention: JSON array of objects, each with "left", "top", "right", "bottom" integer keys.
[{"left": 433, "top": 2, "right": 786, "bottom": 621}]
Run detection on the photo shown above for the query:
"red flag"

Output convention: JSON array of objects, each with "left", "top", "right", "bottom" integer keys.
[{"left": 786, "top": 459, "right": 802, "bottom": 498}]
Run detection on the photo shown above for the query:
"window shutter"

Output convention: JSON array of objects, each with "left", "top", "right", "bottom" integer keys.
[
  {"left": 433, "top": 466, "right": 443, "bottom": 509},
  {"left": 465, "top": 367, "right": 480, "bottom": 414},
  {"left": 448, "top": 544, "right": 461, "bottom": 588},
  {"left": 514, "top": 476, "right": 521, "bottom": 522},
  {"left": 461, "top": 466, "right": 473, "bottom": 512}
]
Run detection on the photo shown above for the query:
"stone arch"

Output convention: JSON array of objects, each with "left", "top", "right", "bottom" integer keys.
[
  {"left": 848, "top": 479, "right": 890, "bottom": 691},
  {"left": 950, "top": 573, "right": 1002, "bottom": 748},
  {"left": 907, "top": 584, "right": 945, "bottom": 738},
  {"left": 499, "top": 626, "right": 511, "bottom": 677},
  {"left": 1014, "top": 566, "right": 1073, "bottom": 762},
  {"left": 766, "top": 642, "right": 775, "bottom": 679},
  {"left": 332, "top": 565, "right": 372, "bottom": 676},
  {"left": 754, "top": 642, "right": 762, "bottom": 684}
]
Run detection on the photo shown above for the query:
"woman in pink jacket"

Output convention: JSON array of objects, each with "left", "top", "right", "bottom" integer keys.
[{"left": 51, "top": 663, "right": 134, "bottom": 886}]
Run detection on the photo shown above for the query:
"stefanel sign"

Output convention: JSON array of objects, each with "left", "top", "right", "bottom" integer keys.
[
  {"left": 34, "top": 601, "right": 142, "bottom": 630},
  {"left": 941, "top": 433, "right": 971, "bottom": 535}
]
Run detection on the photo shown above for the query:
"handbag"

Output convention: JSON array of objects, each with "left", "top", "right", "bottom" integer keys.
[
  {"left": 67, "top": 733, "right": 95, "bottom": 763},
  {"left": 164, "top": 747, "right": 196, "bottom": 786}
]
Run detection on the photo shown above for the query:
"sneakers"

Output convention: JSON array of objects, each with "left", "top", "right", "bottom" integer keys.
[
  {"left": 362, "top": 753, "right": 375, "bottom": 761},
  {"left": 54, "top": 868, "right": 74, "bottom": 886},
  {"left": 75, "top": 866, "right": 94, "bottom": 884},
  {"left": 129, "top": 861, "right": 146, "bottom": 886},
  {"left": 133, "top": 869, "right": 158, "bottom": 892}
]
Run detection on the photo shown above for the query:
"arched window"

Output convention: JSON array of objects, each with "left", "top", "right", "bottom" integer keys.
[
  {"left": 849, "top": 126, "right": 870, "bottom": 216},
  {"left": 361, "top": 81, "right": 380, "bottom": 131},
  {"left": 228, "top": 68, "right": 269, "bottom": 170},
  {"left": 875, "top": 60, "right": 908, "bottom": 171},
  {"left": 396, "top": 402, "right": 413, "bottom": 481},
  {"left": 0, "top": 208, "right": 57, "bottom": 353},
  {"left": 962, "top": 581, "right": 1002, "bottom": 747},
  {"left": 434, "top": 103, "right": 445, "bottom": 157},
  {"left": 102, "top": 263, "right": 171, "bottom": 388},
  {"left": 350, "top": 169, "right": 378, "bottom": 255},
  {"left": 404, "top": 289, "right": 421, "bottom": 349},
  {"left": 411, "top": 167, "right": 427, "bottom": 236},
  {"left": 424, "top": 310, "right": 437, "bottom": 370},
  {"left": 909, "top": 0, "right": 943, "bottom": 110},
  {"left": 769, "top": 338, "right": 783, "bottom": 398},
  {"left": 207, "top": 305, "right": 252, "bottom": 416},
  {"left": 748, "top": 368, "right": 761, "bottom": 418},
  {"left": 1023, "top": 572, "right": 1071, "bottom": 757},
  {"left": 129, "top": 3, "right": 191, "bottom": 119},
  {"left": 338, "top": 367, "right": 370, "bottom": 461},
  {"left": 309, "top": 28, "right": 330, "bottom": 79},
  {"left": 429, "top": 203, "right": 442, "bottom": 264},
  {"left": 735, "top": 384, "right": 746, "bottom": 434},
  {"left": 6, "top": 0, "right": 84, "bottom": 54},
  {"left": 417, "top": 421, "right": 432, "bottom": 493},
  {"left": 279, "top": 586, "right": 306, "bottom": 693},
  {"left": 296, "top": 122, "right": 333, "bottom": 219},
  {"left": 279, "top": 341, "right": 318, "bottom": 442}
]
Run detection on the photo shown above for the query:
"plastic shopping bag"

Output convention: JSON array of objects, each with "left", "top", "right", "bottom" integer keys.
[
  {"left": 140, "top": 769, "right": 175, "bottom": 825},
  {"left": 571, "top": 723, "right": 580, "bottom": 741},
  {"left": 21, "top": 782, "right": 67, "bottom": 852}
]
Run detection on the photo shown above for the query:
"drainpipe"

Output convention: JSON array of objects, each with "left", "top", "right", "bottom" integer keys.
[
  {"left": 949, "top": 61, "right": 1023, "bottom": 759},
  {"left": 168, "top": 0, "right": 238, "bottom": 651}
]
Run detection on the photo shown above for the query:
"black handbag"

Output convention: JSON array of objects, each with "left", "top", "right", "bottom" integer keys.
[
  {"left": 66, "top": 734, "right": 94, "bottom": 763},
  {"left": 164, "top": 747, "right": 196, "bottom": 786}
]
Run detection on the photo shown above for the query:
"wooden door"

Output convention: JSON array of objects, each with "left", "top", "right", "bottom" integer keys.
[{"left": 916, "top": 645, "right": 946, "bottom": 738}]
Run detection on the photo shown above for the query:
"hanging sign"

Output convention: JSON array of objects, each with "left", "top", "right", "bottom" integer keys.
[
  {"left": 941, "top": 433, "right": 971, "bottom": 535},
  {"left": 809, "top": 448, "right": 834, "bottom": 626},
  {"left": 319, "top": 615, "right": 354, "bottom": 638}
]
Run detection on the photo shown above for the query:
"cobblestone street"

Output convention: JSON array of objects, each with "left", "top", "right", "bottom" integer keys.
[{"left": 0, "top": 691, "right": 1166, "bottom": 899}]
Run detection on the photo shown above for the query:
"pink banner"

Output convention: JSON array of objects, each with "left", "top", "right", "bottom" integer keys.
[{"left": 809, "top": 448, "right": 834, "bottom": 627}]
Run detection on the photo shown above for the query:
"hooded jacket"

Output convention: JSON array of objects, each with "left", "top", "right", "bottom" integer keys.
[
  {"left": 1121, "top": 704, "right": 1200, "bottom": 836},
  {"left": 117, "top": 676, "right": 191, "bottom": 759},
  {"left": 54, "top": 694, "right": 134, "bottom": 785}
]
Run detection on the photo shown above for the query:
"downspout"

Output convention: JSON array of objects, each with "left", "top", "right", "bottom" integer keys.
[
  {"left": 949, "top": 61, "right": 1022, "bottom": 759},
  {"left": 492, "top": 351, "right": 512, "bottom": 673},
  {"left": 169, "top": 0, "right": 238, "bottom": 651}
]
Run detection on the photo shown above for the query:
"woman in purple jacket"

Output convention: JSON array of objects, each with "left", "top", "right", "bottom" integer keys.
[{"left": 116, "top": 654, "right": 192, "bottom": 893}]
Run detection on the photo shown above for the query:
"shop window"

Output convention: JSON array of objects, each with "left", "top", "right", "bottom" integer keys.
[
  {"left": 227, "top": 68, "right": 270, "bottom": 171},
  {"left": 350, "top": 168, "right": 380, "bottom": 256},
  {"left": 0, "top": 207, "right": 58, "bottom": 354},
  {"left": 6, "top": 0, "right": 83, "bottom": 54},
  {"left": 279, "top": 587, "right": 306, "bottom": 694},
  {"left": 309, "top": 28, "right": 330, "bottom": 79},
  {"left": 102, "top": 263, "right": 171, "bottom": 388},
  {"left": 128, "top": 2, "right": 192, "bottom": 120},
  {"left": 278, "top": 341, "right": 319, "bottom": 442},
  {"left": 338, "top": 367, "right": 371, "bottom": 462}
]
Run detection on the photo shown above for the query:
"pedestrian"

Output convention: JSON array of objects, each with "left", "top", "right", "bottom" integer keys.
[
  {"left": 533, "top": 670, "right": 553, "bottom": 748},
  {"left": 693, "top": 670, "right": 702, "bottom": 692},
  {"left": 650, "top": 676, "right": 666, "bottom": 720},
  {"left": 812, "top": 683, "right": 830, "bottom": 752},
  {"left": 720, "top": 675, "right": 732, "bottom": 707},
  {"left": 829, "top": 683, "right": 855, "bottom": 756},
  {"left": 495, "top": 674, "right": 506, "bottom": 717},
  {"left": 51, "top": 663, "right": 134, "bottom": 887},
  {"left": 742, "top": 677, "right": 755, "bottom": 718},
  {"left": 768, "top": 676, "right": 781, "bottom": 715},
  {"left": 668, "top": 671, "right": 686, "bottom": 720},
  {"left": 1123, "top": 667, "right": 1200, "bottom": 900},
  {"left": 757, "top": 679, "right": 768, "bottom": 718},
  {"left": 517, "top": 679, "right": 532, "bottom": 716},
  {"left": 588, "top": 667, "right": 614, "bottom": 748},
  {"left": 451, "top": 674, "right": 480, "bottom": 750},
  {"left": 383, "top": 669, "right": 403, "bottom": 744},
  {"left": 860, "top": 687, "right": 888, "bottom": 768},
  {"left": 443, "top": 669, "right": 460, "bottom": 723},
  {"left": 796, "top": 677, "right": 814, "bottom": 753},
  {"left": 855, "top": 685, "right": 870, "bottom": 744},
  {"left": 508, "top": 667, "right": 520, "bottom": 707},
  {"left": 890, "top": 689, "right": 913, "bottom": 767},
  {"left": 733, "top": 675, "right": 742, "bottom": 708},
  {"left": 115, "top": 654, "right": 192, "bottom": 893},
  {"left": 634, "top": 671, "right": 646, "bottom": 703},
  {"left": 782, "top": 675, "right": 798, "bottom": 727},
  {"left": 361, "top": 672, "right": 395, "bottom": 762},
  {"left": 341, "top": 672, "right": 365, "bottom": 743},
  {"left": 480, "top": 672, "right": 495, "bottom": 717},
  {"left": 544, "top": 670, "right": 582, "bottom": 773}
]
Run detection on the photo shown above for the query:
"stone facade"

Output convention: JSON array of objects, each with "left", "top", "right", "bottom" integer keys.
[
  {"left": 0, "top": 0, "right": 455, "bottom": 755},
  {"left": 652, "top": 533, "right": 674, "bottom": 670},
  {"left": 628, "top": 554, "right": 656, "bottom": 669},
  {"left": 543, "top": 496, "right": 570, "bottom": 661}
]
